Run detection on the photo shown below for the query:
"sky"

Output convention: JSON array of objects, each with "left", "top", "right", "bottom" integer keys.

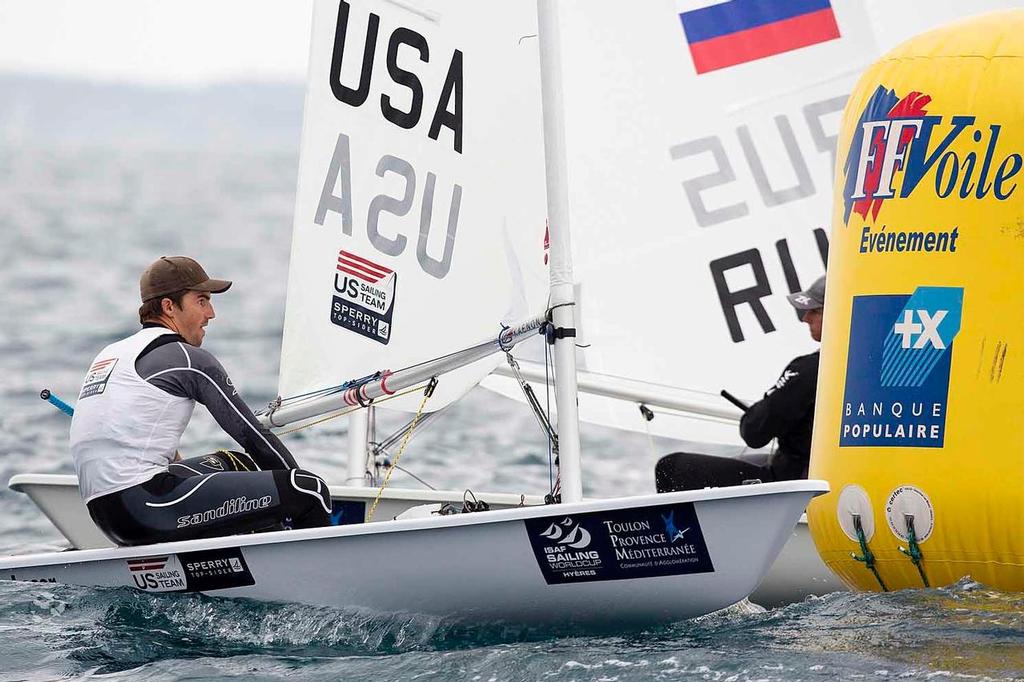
[{"left": 0, "top": 0, "right": 314, "bottom": 85}]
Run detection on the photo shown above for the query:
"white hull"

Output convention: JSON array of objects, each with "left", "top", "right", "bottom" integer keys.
[
  {"left": 751, "top": 513, "right": 845, "bottom": 608},
  {"left": 8, "top": 474, "right": 843, "bottom": 607},
  {"left": 8, "top": 474, "right": 545, "bottom": 550},
  {"left": 1, "top": 482, "right": 826, "bottom": 624}
]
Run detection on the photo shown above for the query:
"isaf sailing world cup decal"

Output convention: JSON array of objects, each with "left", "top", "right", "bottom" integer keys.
[
  {"left": 842, "top": 85, "right": 1022, "bottom": 225},
  {"left": 525, "top": 503, "right": 714, "bottom": 585},
  {"left": 330, "top": 249, "right": 396, "bottom": 344},
  {"left": 841, "top": 286, "right": 964, "bottom": 448}
]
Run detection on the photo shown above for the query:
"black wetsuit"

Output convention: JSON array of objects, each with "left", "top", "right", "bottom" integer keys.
[
  {"left": 654, "top": 351, "right": 819, "bottom": 494},
  {"left": 86, "top": 325, "right": 332, "bottom": 545},
  {"left": 739, "top": 350, "right": 819, "bottom": 480}
]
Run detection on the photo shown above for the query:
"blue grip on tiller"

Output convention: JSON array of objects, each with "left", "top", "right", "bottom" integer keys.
[{"left": 40, "top": 389, "right": 75, "bottom": 417}]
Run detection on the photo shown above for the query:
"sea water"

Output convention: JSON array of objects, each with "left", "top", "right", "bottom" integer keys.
[{"left": 1, "top": 145, "right": 1023, "bottom": 681}]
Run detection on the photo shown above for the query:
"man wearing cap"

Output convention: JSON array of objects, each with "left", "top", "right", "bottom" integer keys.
[
  {"left": 738, "top": 274, "right": 825, "bottom": 480},
  {"left": 69, "top": 256, "right": 332, "bottom": 546}
]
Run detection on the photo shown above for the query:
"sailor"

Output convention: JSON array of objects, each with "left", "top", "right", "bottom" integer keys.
[
  {"left": 69, "top": 256, "right": 332, "bottom": 546},
  {"left": 738, "top": 274, "right": 825, "bottom": 480}
]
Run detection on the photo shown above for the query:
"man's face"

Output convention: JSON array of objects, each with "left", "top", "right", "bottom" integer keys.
[
  {"left": 801, "top": 307, "right": 823, "bottom": 342},
  {"left": 165, "top": 291, "right": 215, "bottom": 346}
]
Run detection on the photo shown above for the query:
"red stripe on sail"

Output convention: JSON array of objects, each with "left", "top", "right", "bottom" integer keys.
[
  {"left": 339, "top": 250, "right": 392, "bottom": 275},
  {"left": 688, "top": 8, "right": 839, "bottom": 74},
  {"left": 339, "top": 256, "right": 391, "bottom": 280},
  {"left": 337, "top": 263, "right": 381, "bottom": 283},
  {"left": 337, "top": 255, "right": 386, "bottom": 275}
]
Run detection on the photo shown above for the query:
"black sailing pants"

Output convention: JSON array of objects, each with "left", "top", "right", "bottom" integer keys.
[{"left": 87, "top": 451, "right": 332, "bottom": 546}]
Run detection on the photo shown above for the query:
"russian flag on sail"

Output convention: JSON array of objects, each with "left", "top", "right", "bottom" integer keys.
[{"left": 680, "top": 0, "right": 841, "bottom": 74}]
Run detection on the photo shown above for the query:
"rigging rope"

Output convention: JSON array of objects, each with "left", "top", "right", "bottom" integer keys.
[
  {"left": 366, "top": 377, "right": 438, "bottom": 521},
  {"left": 639, "top": 403, "right": 658, "bottom": 460},
  {"left": 504, "top": 352, "right": 558, "bottom": 448},
  {"left": 391, "top": 464, "right": 436, "bottom": 491},
  {"left": 543, "top": 335, "right": 561, "bottom": 503}
]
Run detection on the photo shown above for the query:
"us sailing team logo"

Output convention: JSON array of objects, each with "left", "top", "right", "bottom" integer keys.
[
  {"left": 125, "top": 555, "right": 186, "bottom": 592},
  {"left": 330, "top": 249, "right": 396, "bottom": 344},
  {"left": 842, "top": 84, "right": 1022, "bottom": 226},
  {"left": 841, "top": 287, "right": 964, "bottom": 448},
  {"left": 80, "top": 357, "right": 117, "bottom": 399}
]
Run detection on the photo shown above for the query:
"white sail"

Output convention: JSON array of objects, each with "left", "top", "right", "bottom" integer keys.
[
  {"left": 488, "top": 0, "right": 1021, "bottom": 444},
  {"left": 278, "top": 0, "right": 548, "bottom": 412}
]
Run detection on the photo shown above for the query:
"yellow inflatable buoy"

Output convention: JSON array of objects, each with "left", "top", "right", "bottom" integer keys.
[{"left": 809, "top": 9, "right": 1024, "bottom": 592}]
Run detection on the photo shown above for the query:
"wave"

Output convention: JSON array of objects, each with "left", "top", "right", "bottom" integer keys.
[{"left": 3, "top": 578, "right": 1024, "bottom": 680}]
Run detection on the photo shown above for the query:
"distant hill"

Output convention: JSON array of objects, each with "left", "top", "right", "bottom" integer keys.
[{"left": 0, "top": 73, "right": 304, "bottom": 149}]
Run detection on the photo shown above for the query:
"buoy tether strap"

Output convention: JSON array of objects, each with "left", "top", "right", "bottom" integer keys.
[
  {"left": 850, "top": 514, "right": 888, "bottom": 592},
  {"left": 897, "top": 514, "right": 931, "bottom": 588}
]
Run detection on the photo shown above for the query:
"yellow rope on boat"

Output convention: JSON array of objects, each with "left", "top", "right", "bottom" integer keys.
[
  {"left": 218, "top": 449, "right": 251, "bottom": 471},
  {"left": 366, "top": 378, "right": 437, "bottom": 522}
]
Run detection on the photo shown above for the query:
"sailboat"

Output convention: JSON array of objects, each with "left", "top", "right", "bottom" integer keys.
[
  {"left": 481, "top": 0, "right": 1024, "bottom": 605},
  {"left": 0, "top": 0, "right": 826, "bottom": 624},
  {"left": 13, "top": 0, "right": 1018, "bottom": 611}
]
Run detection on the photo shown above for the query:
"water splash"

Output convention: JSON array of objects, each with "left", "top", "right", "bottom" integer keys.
[{"left": 3, "top": 579, "right": 1024, "bottom": 680}]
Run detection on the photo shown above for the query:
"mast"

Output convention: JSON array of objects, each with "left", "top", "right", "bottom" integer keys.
[
  {"left": 346, "top": 411, "right": 369, "bottom": 485},
  {"left": 537, "top": 0, "right": 583, "bottom": 503}
]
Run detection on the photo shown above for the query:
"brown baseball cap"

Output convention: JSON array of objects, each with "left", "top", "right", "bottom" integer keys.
[{"left": 140, "top": 256, "right": 232, "bottom": 302}]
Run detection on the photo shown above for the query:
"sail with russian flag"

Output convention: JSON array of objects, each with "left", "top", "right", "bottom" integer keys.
[{"left": 680, "top": 0, "right": 841, "bottom": 74}]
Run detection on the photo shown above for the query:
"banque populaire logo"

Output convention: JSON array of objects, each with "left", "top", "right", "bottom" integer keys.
[
  {"left": 841, "top": 286, "right": 964, "bottom": 448},
  {"left": 842, "top": 85, "right": 1022, "bottom": 225}
]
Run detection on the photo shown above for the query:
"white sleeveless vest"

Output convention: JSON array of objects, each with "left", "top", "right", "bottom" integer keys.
[{"left": 70, "top": 327, "right": 195, "bottom": 502}]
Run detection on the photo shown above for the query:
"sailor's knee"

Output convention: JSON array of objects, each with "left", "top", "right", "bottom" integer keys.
[{"left": 287, "top": 468, "right": 332, "bottom": 514}]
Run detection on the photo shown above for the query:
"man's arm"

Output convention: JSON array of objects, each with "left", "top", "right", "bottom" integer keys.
[
  {"left": 739, "top": 354, "right": 817, "bottom": 449},
  {"left": 139, "top": 341, "right": 298, "bottom": 470}
]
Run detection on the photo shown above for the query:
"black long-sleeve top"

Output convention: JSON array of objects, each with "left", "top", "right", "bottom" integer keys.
[{"left": 739, "top": 350, "right": 819, "bottom": 479}]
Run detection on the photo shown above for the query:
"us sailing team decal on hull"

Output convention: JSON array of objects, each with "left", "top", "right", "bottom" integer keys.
[
  {"left": 123, "top": 547, "right": 256, "bottom": 593},
  {"left": 524, "top": 503, "right": 714, "bottom": 585},
  {"left": 330, "top": 249, "right": 396, "bottom": 344},
  {"left": 126, "top": 555, "right": 186, "bottom": 592}
]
